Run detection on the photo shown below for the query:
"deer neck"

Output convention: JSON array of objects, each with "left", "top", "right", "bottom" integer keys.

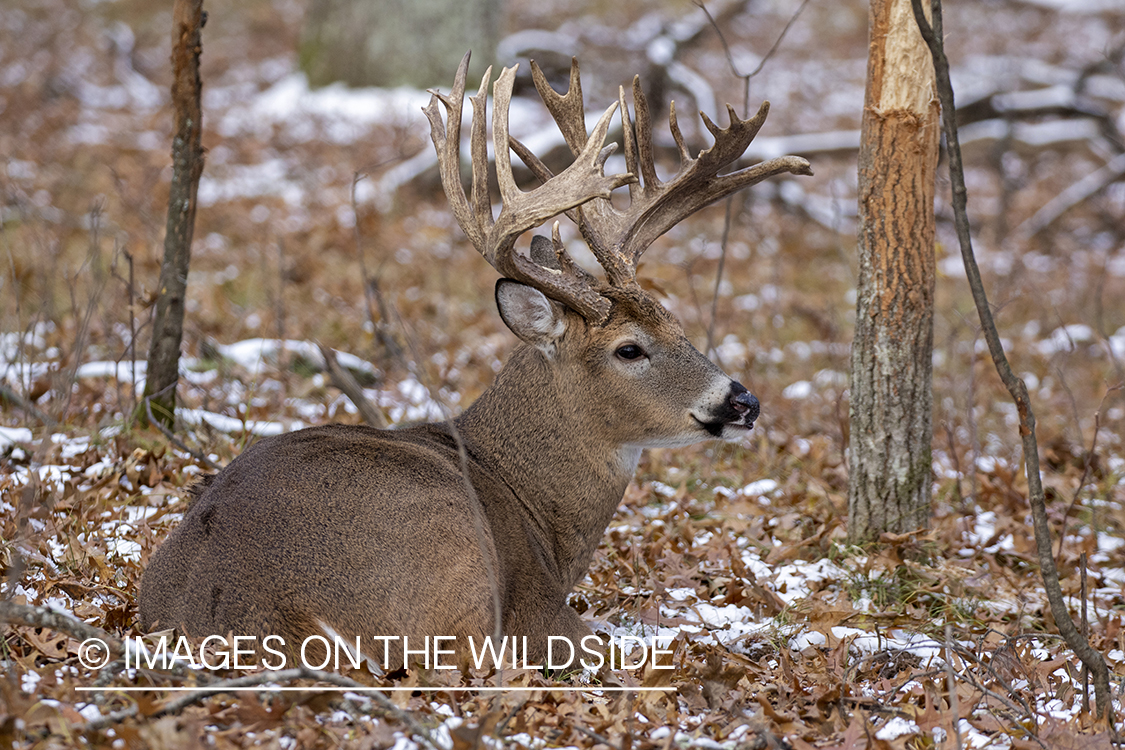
[{"left": 454, "top": 345, "right": 636, "bottom": 587}]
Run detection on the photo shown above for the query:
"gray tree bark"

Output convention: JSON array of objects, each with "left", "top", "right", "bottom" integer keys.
[
  {"left": 299, "top": 0, "right": 502, "bottom": 89},
  {"left": 848, "top": 0, "right": 940, "bottom": 542},
  {"left": 142, "top": 0, "right": 205, "bottom": 427}
]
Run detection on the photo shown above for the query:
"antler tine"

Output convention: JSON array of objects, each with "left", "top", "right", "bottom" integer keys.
[
  {"left": 530, "top": 58, "right": 588, "bottom": 156},
  {"left": 489, "top": 66, "right": 631, "bottom": 254},
  {"left": 618, "top": 85, "right": 639, "bottom": 203},
  {"left": 424, "top": 52, "right": 486, "bottom": 250},
  {"left": 468, "top": 67, "right": 494, "bottom": 239},
  {"left": 631, "top": 77, "right": 662, "bottom": 192}
]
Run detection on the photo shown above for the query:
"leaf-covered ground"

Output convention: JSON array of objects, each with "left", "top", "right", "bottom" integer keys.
[{"left": 3, "top": 0, "right": 1125, "bottom": 747}]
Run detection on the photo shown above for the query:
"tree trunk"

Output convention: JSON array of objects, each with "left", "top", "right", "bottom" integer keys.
[
  {"left": 299, "top": 0, "right": 502, "bottom": 89},
  {"left": 142, "top": 0, "right": 205, "bottom": 427},
  {"left": 847, "top": 0, "right": 940, "bottom": 543}
]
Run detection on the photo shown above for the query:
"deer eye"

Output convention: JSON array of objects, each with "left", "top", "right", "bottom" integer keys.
[{"left": 615, "top": 344, "right": 645, "bottom": 361}]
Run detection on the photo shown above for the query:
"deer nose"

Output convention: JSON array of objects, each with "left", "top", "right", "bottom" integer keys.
[{"left": 730, "top": 388, "right": 760, "bottom": 423}]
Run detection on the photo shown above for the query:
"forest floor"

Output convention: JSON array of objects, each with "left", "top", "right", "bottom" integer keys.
[{"left": 2, "top": 0, "right": 1125, "bottom": 747}]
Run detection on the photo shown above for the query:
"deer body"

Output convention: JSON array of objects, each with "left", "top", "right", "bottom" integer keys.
[
  {"left": 138, "top": 55, "right": 810, "bottom": 665},
  {"left": 140, "top": 287, "right": 755, "bottom": 661}
]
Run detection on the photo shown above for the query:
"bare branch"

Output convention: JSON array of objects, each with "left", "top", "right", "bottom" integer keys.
[
  {"left": 144, "top": 393, "right": 221, "bottom": 471},
  {"left": 909, "top": 0, "right": 1114, "bottom": 722},
  {"left": 0, "top": 600, "right": 124, "bottom": 654},
  {"left": 318, "top": 344, "right": 387, "bottom": 428},
  {"left": 150, "top": 667, "right": 438, "bottom": 749}
]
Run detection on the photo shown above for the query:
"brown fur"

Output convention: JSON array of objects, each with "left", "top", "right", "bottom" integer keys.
[{"left": 138, "top": 284, "right": 755, "bottom": 667}]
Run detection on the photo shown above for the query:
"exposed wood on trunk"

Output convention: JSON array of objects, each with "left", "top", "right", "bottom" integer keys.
[
  {"left": 142, "top": 0, "right": 205, "bottom": 427},
  {"left": 848, "top": 0, "right": 939, "bottom": 542}
]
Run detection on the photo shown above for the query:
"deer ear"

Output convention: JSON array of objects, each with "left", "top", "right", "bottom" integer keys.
[{"left": 495, "top": 279, "right": 568, "bottom": 353}]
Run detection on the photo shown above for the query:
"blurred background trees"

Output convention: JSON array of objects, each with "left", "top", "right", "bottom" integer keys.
[{"left": 299, "top": 0, "right": 502, "bottom": 88}]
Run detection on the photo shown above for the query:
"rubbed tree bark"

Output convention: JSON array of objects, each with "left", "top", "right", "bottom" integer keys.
[
  {"left": 142, "top": 0, "right": 205, "bottom": 427},
  {"left": 848, "top": 0, "right": 940, "bottom": 542},
  {"left": 299, "top": 0, "right": 502, "bottom": 89}
]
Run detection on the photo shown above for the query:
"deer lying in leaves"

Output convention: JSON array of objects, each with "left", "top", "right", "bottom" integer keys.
[{"left": 139, "top": 54, "right": 811, "bottom": 669}]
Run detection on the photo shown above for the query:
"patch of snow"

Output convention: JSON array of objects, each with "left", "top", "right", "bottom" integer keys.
[
  {"left": 1036, "top": 323, "right": 1095, "bottom": 356},
  {"left": 75, "top": 360, "right": 146, "bottom": 383},
  {"left": 216, "top": 73, "right": 434, "bottom": 144},
  {"left": 875, "top": 716, "right": 918, "bottom": 740},
  {"left": 214, "top": 338, "right": 377, "bottom": 381},
  {"left": 740, "top": 478, "right": 779, "bottom": 497},
  {"left": 1015, "top": 0, "right": 1124, "bottom": 11},
  {"left": 0, "top": 426, "right": 33, "bottom": 448},
  {"left": 21, "top": 671, "right": 40, "bottom": 693},
  {"left": 782, "top": 380, "right": 813, "bottom": 399},
  {"left": 667, "top": 588, "right": 695, "bottom": 602},
  {"left": 179, "top": 408, "right": 306, "bottom": 437}
]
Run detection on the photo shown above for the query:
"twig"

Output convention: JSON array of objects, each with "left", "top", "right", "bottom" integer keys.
[
  {"left": 109, "top": 247, "right": 139, "bottom": 419},
  {"left": 883, "top": 663, "right": 1038, "bottom": 743},
  {"left": 966, "top": 326, "right": 981, "bottom": 501},
  {"left": 351, "top": 173, "right": 380, "bottom": 340},
  {"left": 1082, "top": 552, "right": 1090, "bottom": 716},
  {"left": 0, "top": 600, "right": 124, "bottom": 654},
  {"left": 385, "top": 303, "right": 504, "bottom": 655},
  {"left": 1014, "top": 152, "right": 1125, "bottom": 240},
  {"left": 696, "top": 0, "right": 812, "bottom": 110},
  {"left": 275, "top": 238, "right": 288, "bottom": 377},
  {"left": 59, "top": 200, "right": 110, "bottom": 424},
  {"left": 0, "top": 384, "right": 56, "bottom": 427},
  {"left": 706, "top": 198, "right": 735, "bottom": 358},
  {"left": 1056, "top": 385, "right": 1121, "bottom": 561},
  {"left": 351, "top": 174, "right": 401, "bottom": 360},
  {"left": 152, "top": 666, "right": 438, "bottom": 749},
  {"left": 317, "top": 343, "right": 387, "bottom": 428},
  {"left": 696, "top": 0, "right": 812, "bottom": 356},
  {"left": 144, "top": 395, "right": 221, "bottom": 471},
  {"left": 83, "top": 704, "right": 140, "bottom": 732},
  {"left": 945, "top": 624, "right": 963, "bottom": 750},
  {"left": 1094, "top": 253, "right": 1125, "bottom": 387},
  {"left": 495, "top": 696, "right": 526, "bottom": 736},
  {"left": 572, "top": 722, "right": 622, "bottom": 750},
  {"left": 909, "top": 0, "right": 1114, "bottom": 721}
]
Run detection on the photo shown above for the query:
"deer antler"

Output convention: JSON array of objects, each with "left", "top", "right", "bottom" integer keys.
[
  {"left": 427, "top": 54, "right": 812, "bottom": 324},
  {"left": 424, "top": 53, "right": 634, "bottom": 323},
  {"left": 511, "top": 59, "right": 814, "bottom": 288}
]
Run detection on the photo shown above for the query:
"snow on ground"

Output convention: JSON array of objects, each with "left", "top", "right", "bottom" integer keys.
[{"left": 6, "top": 377, "right": 1125, "bottom": 742}]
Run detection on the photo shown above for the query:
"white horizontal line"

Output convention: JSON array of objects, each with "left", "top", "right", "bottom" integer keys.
[{"left": 76, "top": 686, "right": 675, "bottom": 693}]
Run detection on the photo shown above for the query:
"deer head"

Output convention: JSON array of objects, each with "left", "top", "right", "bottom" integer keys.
[{"left": 423, "top": 53, "right": 810, "bottom": 451}]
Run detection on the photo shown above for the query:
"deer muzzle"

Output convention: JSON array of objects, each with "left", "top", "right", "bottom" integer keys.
[
  {"left": 695, "top": 380, "right": 760, "bottom": 438},
  {"left": 729, "top": 384, "right": 760, "bottom": 425}
]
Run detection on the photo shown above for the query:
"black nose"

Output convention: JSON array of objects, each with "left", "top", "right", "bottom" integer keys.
[{"left": 730, "top": 386, "right": 760, "bottom": 423}]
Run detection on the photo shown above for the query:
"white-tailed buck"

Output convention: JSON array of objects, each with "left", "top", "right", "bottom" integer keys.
[{"left": 139, "top": 54, "right": 811, "bottom": 666}]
